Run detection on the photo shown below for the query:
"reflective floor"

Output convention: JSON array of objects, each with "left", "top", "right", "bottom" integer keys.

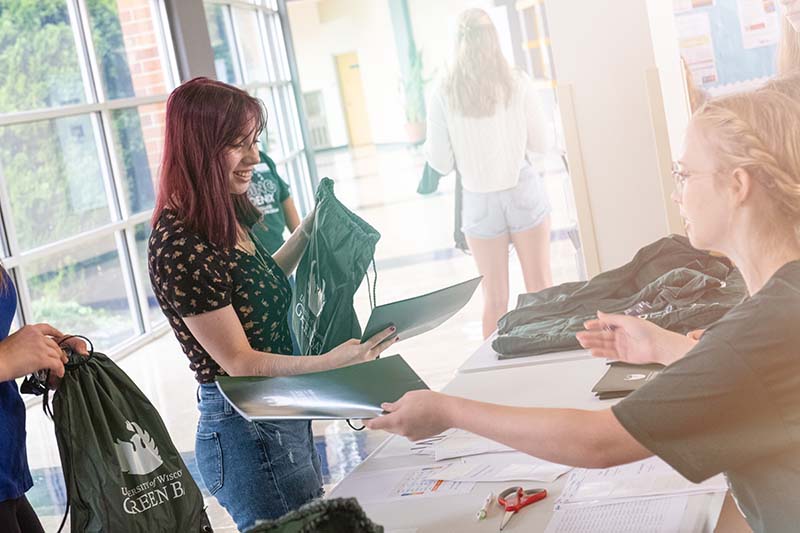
[{"left": 24, "top": 145, "right": 582, "bottom": 531}]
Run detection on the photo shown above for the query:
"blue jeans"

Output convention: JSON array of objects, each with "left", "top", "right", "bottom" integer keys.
[{"left": 195, "top": 384, "right": 323, "bottom": 531}]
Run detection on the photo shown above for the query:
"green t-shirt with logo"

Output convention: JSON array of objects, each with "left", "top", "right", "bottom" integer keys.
[{"left": 248, "top": 151, "right": 291, "bottom": 254}]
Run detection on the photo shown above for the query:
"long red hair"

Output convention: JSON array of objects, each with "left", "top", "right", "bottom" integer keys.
[{"left": 153, "top": 77, "right": 264, "bottom": 248}]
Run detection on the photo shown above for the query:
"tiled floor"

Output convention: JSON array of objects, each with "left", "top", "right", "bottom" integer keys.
[{"left": 24, "top": 145, "right": 583, "bottom": 531}]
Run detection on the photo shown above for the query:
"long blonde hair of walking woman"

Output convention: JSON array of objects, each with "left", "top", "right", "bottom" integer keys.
[{"left": 444, "top": 8, "right": 514, "bottom": 118}]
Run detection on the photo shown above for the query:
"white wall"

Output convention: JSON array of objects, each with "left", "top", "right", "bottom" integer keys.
[
  {"left": 646, "top": 0, "right": 692, "bottom": 236},
  {"left": 288, "top": 0, "right": 526, "bottom": 145},
  {"left": 545, "top": 0, "right": 675, "bottom": 273},
  {"left": 287, "top": 1, "right": 348, "bottom": 146},
  {"left": 287, "top": 0, "right": 407, "bottom": 145}
]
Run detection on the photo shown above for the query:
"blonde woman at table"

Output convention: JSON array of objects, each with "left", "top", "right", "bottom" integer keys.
[
  {"left": 368, "top": 88, "right": 800, "bottom": 533},
  {"left": 425, "top": 8, "right": 552, "bottom": 339}
]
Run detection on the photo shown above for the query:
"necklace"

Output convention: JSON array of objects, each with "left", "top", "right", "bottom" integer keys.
[{"left": 247, "top": 231, "right": 276, "bottom": 277}]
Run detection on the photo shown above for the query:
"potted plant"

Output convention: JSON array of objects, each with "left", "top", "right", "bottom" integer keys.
[{"left": 401, "top": 44, "right": 428, "bottom": 144}]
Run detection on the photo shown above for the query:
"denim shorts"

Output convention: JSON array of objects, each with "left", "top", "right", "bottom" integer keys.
[
  {"left": 195, "top": 384, "right": 323, "bottom": 531},
  {"left": 462, "top": 165, "right": 551, "bottom": 239}
]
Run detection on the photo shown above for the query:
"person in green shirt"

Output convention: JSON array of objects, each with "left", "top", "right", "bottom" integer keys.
[
  {"left": 248, "top": 151, "right": 303, "bottom": 354},
  {"left": 248, "top": 151, "right": 301, "bottom": 255}
]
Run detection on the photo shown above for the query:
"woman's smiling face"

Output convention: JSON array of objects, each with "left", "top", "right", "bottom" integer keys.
[{"left": 224, "top": 120, "right": 260, "bottom": 195}]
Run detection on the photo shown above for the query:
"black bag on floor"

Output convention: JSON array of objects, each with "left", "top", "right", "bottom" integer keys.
[
  {"left": 45, "top": 340, "right": 212, "bottom": 533},
  {"left": 245, "top": 497, "right": 383, "bottom": 533},
  {"left": 292, "top": 177, "right": 381, "bottom": 355}
]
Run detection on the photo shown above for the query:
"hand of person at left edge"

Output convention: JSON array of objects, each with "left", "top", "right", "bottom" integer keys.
[
  {"left": 365, "top": 390, "right": 455, "bottom": 442},
  {"left": 47, "top": 334, "right": 90, "bottom": 390}
]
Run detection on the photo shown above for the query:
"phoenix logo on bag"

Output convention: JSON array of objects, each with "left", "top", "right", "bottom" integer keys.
[
  {"left": 292, "top": 259, "right": 327, "bottom": 355},
  {"left": 307, "top": 259, "right": 326, "bottom": 318},
  {"left": 114, "top": 420, "right": 163, "bottom": 476}
]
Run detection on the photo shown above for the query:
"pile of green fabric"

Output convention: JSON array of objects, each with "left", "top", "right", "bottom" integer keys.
[{"left": 493, "top": 235, "right": 746, "bottom": 358}]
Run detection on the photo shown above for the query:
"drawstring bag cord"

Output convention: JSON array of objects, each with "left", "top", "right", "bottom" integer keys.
[
  {"left": 347, "top": 419, "right": 365, "bottom": 431},
  {"left": 349, "top": 258, "right": 378, "bottom": 432},
  {"left": 42, "top": 335, "right": 95, "bottom": 418},
  {"left": 41, "top": 335, "right": 95, "bottom": 533},
  {"left": 365, "top": 258, "right": 378, "bottom": 310}
]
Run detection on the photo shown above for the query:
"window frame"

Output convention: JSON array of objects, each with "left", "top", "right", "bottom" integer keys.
[{"left": 0, "top": 0, "right": 180, "bottom": 362}]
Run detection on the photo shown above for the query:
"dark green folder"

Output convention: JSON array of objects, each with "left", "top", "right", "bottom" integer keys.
[
  {"left": 360, "top": 276, "right": 482, "bottom": 344},
  {"left": 592, "top": 362, "right": 664, "bottom": 400},
  {"left": 215, "top": 355, "right": 428, "bottom": 421}
]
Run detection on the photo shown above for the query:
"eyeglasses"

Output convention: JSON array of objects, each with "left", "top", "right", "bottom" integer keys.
[{"left": 671, "top": 161, "right": 717, "bottom": 196}]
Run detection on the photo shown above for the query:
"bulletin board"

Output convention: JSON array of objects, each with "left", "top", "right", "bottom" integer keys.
[{"left": 673, "top": 0, "right": 781, "bottom": 95}]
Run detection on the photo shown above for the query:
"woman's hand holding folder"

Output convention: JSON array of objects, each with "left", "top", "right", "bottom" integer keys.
[{"left": 325, "top": 325, "right": 399, "bottom": 368}]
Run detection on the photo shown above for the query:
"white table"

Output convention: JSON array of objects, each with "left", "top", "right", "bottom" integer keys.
[
  {"left": 330, "top": 357, "right": 725, "bottom": 532},
  {"left": 457, "top": 334, "right": 592, "bottom": 374}
]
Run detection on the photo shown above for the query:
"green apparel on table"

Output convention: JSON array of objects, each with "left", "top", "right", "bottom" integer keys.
[
  {"left": 612, "top": 260, "right": 800, "bottom": 533},
  {"left": 248, "top": 151, "right": 292, "bottom": 255},
  {"left": 492, "top": 235, "right": 746, "bottom": 357}
]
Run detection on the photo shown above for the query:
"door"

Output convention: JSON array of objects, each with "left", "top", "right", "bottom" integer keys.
[{"left": 335, "top": 52, "right": 373, "bottom": 146}]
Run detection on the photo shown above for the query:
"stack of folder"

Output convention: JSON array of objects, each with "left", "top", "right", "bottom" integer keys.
[
  {"left": 216, "top": 277, "right": 482, "bottom": 421},
  {"left": 591, "top": 362, "right": 664, "bottom": 400},
  {"left": 216, "top": 355, "right": 428, "bottom": 420}
]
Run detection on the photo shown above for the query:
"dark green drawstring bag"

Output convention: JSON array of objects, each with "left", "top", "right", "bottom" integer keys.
[
  {"left": 245, "top": 497, "right": 383, "bottom": 533},
  {"left": 292, "top": 177, "right": 380, "bottom": 355},
  {"left": 47, "top": 342, "right": 211, "bottom": 532}
]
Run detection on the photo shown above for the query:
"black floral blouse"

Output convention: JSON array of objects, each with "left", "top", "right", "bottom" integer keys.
[{"left": 148, "top": 209, "right": 293, "bottom": 383}]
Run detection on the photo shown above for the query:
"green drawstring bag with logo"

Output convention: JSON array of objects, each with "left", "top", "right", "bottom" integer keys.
[
  {"left": 292, "top": 177, "right": 381, "bottom": 355},
  {"left": 46, "top": 341, "right": 212, "bottom": 532}
]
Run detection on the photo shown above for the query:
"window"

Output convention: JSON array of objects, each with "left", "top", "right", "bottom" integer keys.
[
  {"left": 204, "top": 0, "right": 314, "bottom": 211},
  {"left": 0, "top": 0, "right": 177, "bottom": 353}
]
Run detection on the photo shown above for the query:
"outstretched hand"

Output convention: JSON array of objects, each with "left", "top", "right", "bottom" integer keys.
[
  {"left": 365, "top": 390, "right": 453, "bottom": 442},
  {"left": 576, "top": 311, "right": 695, "bottom": 366}
]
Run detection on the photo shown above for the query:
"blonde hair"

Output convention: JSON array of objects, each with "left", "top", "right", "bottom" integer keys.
[
  {"left": 760, "top": 72, "right": 800, "bottom": 102},
  {"left": 778, "top": 17, "right": 800, "bottom": 76},
  {"left": 694, "top": 90, "right": 800, "bottom": 241},
  {"left": 444, "top": 9, "right": 514, "bottom": 118}
]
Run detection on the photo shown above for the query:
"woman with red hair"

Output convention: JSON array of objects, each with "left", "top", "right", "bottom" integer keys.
[{"left": 148, "top": 77, "right": 397, "bottom": 530}]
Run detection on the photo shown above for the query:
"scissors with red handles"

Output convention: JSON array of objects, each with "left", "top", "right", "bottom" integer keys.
[{"left": 497, "top": 486, "right": 547, "bottom": 530}]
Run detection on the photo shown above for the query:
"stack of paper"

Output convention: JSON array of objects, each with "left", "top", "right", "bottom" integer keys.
[
  {"left": 409, "top": 430, "right": 454, "bottom": 455},
  {"left": 544, "top": 496, "right": 690, "bottom": 533},
  {"left": 544, "top": 457, "right": 727, "bottom": 533},
  {"left": 331, "top": 464, "right": 475, "bottom": 504},
  {"left": 410, "top": 429, "right": 515, "bottom": 461},
  {"left": 556, "top": 457, "right": 726, "bottom": 507},
  {"left": 424, "top": 458, "right": 572, "bottom": 484}
]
